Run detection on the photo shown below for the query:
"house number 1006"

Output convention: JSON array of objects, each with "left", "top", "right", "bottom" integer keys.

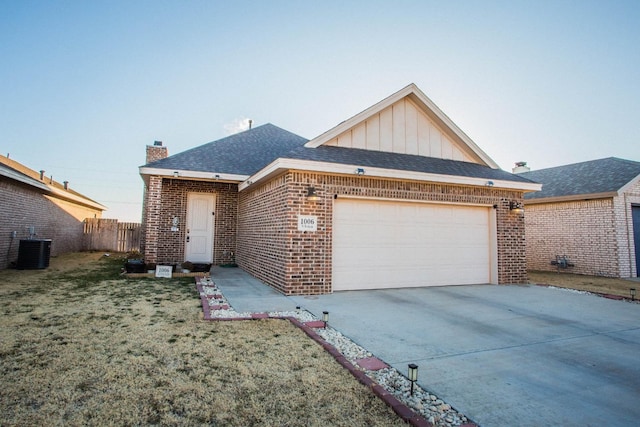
[{"left": 298, "top": 215, "right": 318, "bottom": 232}]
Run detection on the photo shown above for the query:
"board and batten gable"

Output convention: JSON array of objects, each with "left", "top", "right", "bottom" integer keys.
[
  {"left": 324, "top": 97, "right": 475, "bottom": 162},
  {"left": 306, "top": 83, "right": 498, "bottom": 168}
]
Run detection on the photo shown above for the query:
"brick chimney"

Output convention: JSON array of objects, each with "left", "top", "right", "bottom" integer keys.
[{"left": 146, "top": 140, "right": 168, "bottom": 164}]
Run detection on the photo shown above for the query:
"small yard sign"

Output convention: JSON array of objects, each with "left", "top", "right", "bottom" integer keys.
[
  {"left": 298, "top": 215, "right": 317, "bottom": 232},
  {"left": 155, "top": 265, "right": 173, "bottom": 278}
]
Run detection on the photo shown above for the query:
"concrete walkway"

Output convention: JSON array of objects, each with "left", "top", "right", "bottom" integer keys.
[
  {"left": 210, "top": 266, "right": 297, "bottom": 313},
  {"left": 212, "top": 267, "right": 640, "bottom": 427}
]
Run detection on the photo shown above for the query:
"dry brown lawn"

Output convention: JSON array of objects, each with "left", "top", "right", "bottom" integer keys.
[
  {"left": 529, "top": 270, "right": 639, "bottom": 298},
  {"left": 0, "top": 252, "right": 403, "bottom": 426}
]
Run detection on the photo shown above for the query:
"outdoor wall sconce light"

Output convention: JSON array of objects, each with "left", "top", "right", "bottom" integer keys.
[
  {"left": 322, "top": 311, "right": 329, "bottom": 328},
  {"left": 509, "top": 200, "right": 524, "bottom": 213},
  {"left": 630, "top": 288, "right": 636, "bottom": 301},
  {"left": 408, "top": 363, "right": 419, "bottom": 395},
  {"left": 306, "top": 186, "right": 320, "bottom": 201},
  {"left": 173, "top": 171, "right": 179, "bottom": 177},
  {"left": 486, "top": 181, "right": 494, "bottom": 187},
  {"left": 214, "top": 174, "right": 220, "bottom": 179},
  {"left": 355, "top": 168, "right": 365, "bottom": 175}
]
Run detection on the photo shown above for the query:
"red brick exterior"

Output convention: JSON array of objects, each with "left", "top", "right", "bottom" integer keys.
[
  {"left": 141, "top": 177, "right": 237, "bottom": 266},
  {"left": 236, "top": 171, "right": 527, "bottom": 294},
  {"left": 146, "top": 144, "right": 168, "bottom": 164},
  {"left": 0, "top": 178, "right": 103, "bottom": 269}
]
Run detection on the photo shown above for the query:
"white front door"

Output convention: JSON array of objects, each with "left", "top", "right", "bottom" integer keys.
[{"left": 185, "top": 193, "right": 215, "bottom": 263}]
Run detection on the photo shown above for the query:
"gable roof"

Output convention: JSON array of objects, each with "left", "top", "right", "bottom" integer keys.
[
  {"left": 140, "top": 123, "right": 538, "bottom": 191},
  {"left": 140, "top": 85, "right": 541, "bottom": 193},
  {"left": 0, "top": 154, "right": 106, "bottom": 211},
  {"left": 304, "top": 83, "right": 499, "bottom": 169},
  {"left": 141, "top": 123, "right": 308, "bottom": 176},
  {"left": 520, "top": 157, "right": 640, "bottom": 202}
]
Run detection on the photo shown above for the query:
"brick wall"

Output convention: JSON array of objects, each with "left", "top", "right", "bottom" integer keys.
[
  {"left": 238, "top": 171, "right": 527, "bottom": 294},
  {"left": 525, "top": 199, "right": 619, "bottom": 276},
  {"left": 141, "top": 177, "right": 237, "bottom": 266},
  {"left": 616, "top": 179, "right": 640, "bottom": 277},
  {"left": 0, "top": 178, "right": 102, "bottom": 269}
]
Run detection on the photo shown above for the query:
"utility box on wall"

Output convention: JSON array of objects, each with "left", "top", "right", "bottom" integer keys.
[{"left": 17, "top": 239, "right": 52, "bottom": 269}]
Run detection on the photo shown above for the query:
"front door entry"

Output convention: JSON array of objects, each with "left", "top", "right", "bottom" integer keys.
[
  {"left": 633, "top": 205, "right": 640, "bottom": 277},
  {"left": 185, "top": 193, "right": 215, "bottom": 263}
]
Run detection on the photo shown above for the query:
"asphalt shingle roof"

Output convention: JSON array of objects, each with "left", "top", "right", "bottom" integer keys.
[
  {"left": 520, "top": 157, "right": 640, "bottom": 200},
  {"left": 284, "top": 145, "right": 534, "bottom": 183},
  {"left": 145, "top": 123, "right": 535, "bottom": 184},
  {"left": 144, "top": 123, "right": 308, "bottom": 175}
]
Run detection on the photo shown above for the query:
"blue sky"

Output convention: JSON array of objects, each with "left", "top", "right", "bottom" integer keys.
[{"left": 2, "top": 1, "right": 639, "bottom": 222}]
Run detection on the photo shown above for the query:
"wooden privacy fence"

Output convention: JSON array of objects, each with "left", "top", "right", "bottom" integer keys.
[{"left": 83, "top": 218, "right": 141, "bottom": 253}]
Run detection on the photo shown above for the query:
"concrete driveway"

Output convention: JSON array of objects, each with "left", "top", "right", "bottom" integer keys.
[
  {"left": 289, "top": 285, "right": 640, "bottom": 427},
  {"left": 213, "top": 268, "right": 640, "bottom": 426}
]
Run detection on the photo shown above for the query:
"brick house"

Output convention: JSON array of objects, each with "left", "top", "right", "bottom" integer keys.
[
  {"left": 139, "top": 84, "right": 540, "bottom": 294},
  {"left": 0, "top": 154, "right": 106, "bottom": 269},
  {"left": 518, "top": 157, "right": 640, "bottom": 278}
]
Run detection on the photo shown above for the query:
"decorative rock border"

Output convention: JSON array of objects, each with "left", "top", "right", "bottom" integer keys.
[
  {"left": 195, "top": 276, "right": 476, "bottom": 427},
  {"left": 536, "top": 283, "right": 640, "bottom": 303}
]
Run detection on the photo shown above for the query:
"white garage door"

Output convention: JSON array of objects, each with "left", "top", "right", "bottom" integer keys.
[{"left": 332, "top": 198, "right": 493, "bottom": 291}]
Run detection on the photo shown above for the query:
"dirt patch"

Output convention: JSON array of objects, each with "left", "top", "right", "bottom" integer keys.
[
  {"left": 0, "top": 253, "right": 403, "bottom": 426},
  {"left": 529, "top": 270, "right": 639, "bottom": 298}
]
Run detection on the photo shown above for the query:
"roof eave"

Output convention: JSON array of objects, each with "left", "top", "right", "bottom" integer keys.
[
  {"left": 1, "top": 167, "right": 106, "bottom": 211},
  {"left": 524, "top": 191, "right": 618, "bottom": 205},
  {"left": 139, "top": 166, "right": 249, "bottom": 183},
  {"left": 46, "top": 186, "right": 107, "bottom": 211},
  {"left": 0, "top": 167, "right": 50, "bottom": 191},
  {"left": 616, "top": 172, "right": 640, "bottom": 195},
  {"left": 239, "top": 158, "right": 541, "bottom": 192}
]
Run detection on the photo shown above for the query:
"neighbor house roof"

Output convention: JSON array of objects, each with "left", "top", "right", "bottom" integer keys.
[
  {"left": 0, "top": 154, "right": 107, "bottom": 211},
  {"left": 520, "top": 157, "right": 640, "bottom": 203}
]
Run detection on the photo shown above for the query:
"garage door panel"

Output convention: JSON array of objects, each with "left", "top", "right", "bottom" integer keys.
[{"left": 333, "top": 199, "right": 492, "bottom": 291}]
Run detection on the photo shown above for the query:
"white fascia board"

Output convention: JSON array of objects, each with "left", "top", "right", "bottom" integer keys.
[
  {"left": 304, "top": 83, "right": 500, "bottom": 169},
  {"left": 617, "top": 173, "right": 640, "bottom": 196},
  {"left": 408, "top": 86, "right": 499, "bottom": 169},
  {"left": 524, "top": 192, "right": 617, "bottom": 205},
  {"left": 304, "top": 85, "right": 415, "bottom": 148},
  {"left": 0, "top": 167, "right": 50, "bottom": 191},
  {"left": 0, "top": 167, "right": 105, "bottom": 210},
  {"left": 139, "top": 166, "right": 248, "bottom": 183},
  {"left": 239, "top": 158, "right": 542, "bottom": 193}
]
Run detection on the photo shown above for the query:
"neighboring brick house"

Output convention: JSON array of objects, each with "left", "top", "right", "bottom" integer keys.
[
  {"left": 139, "top": 84, "right": 540, "bottom": 294},
  {"left": 0, "top": 154, "right": 106, "bottom": 269},
  {"left": 518, "top": 157, "right": 640, "bottom": 278}
]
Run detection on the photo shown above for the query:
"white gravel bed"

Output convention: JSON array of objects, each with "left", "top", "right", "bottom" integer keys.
[
  {"left": 547, "top": 286, "right": 592, "bottom": 295},
  {"left": 198, "top": 277, "right": 470, "bottom": 426},
  {"left": 315, "top": 327, "right": 469, "bottom": 427}
]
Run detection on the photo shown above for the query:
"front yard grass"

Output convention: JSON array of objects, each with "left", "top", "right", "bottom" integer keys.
[
  {"left": 529, "top": 270, "right": 638, "bottom": 298},
  {"left": 0, "top": 252, "right": 403, "bottom": 426}
]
